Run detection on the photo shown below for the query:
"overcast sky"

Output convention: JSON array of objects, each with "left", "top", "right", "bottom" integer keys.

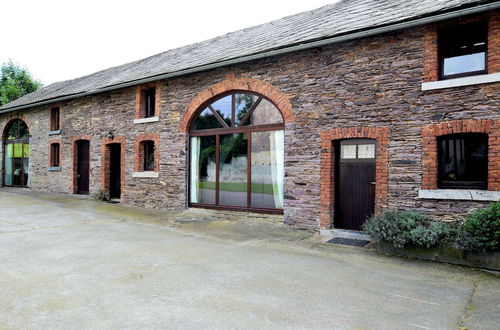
[{"left": 0, "top": 0, "right": 336, "bottom": 86}]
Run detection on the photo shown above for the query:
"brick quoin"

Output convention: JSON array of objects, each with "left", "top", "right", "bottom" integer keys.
[
  {"left": 71, "top": 135, "right": 92, "bottom": 194},
  {"left": 135, "top": 81, "right": 162, "bottom": 119},
  {"left": 423, "top": 11, "right": 500, "bottom": 82},
  {"left": 319, "top": 126, "right": 390, "bottom": 230},
  {"left": 179, "top": 77, "right": 294, "bottom": 132},
  {"left": 100, "top": 136, "right": 126, "bottom": 195},
  {"left": 134, "top": 133, "right": 160, "bottom": 172},
  {"left": 422, "top": 119, "right": 500, "bottom": 191}
]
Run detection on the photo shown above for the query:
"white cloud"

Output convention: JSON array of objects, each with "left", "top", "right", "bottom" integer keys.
[{"left": 0, "top": 0, "right": 336, "bottom": 85}]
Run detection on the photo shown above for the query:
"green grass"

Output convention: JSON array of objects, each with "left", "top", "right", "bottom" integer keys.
[{"left": 199, "top": 181, "right": 276, "bottom": 194}]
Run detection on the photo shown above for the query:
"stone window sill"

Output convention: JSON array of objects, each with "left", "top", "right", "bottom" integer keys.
[
  {"left": 418, "top": 189, "right": 500, "bottom": 202},
  {"left": 134, "top": 116, "right": 159, "bottom": 124},
  {"left": 48, "top": 166, "right": 61, "bottom": 172},
  {"left": 132, "top": 171, "right": 159, "bottom": 178},
  {"left": 422, "top": 72, "right": 500, "bottom": 91},
  {"left": 48, "top": 130, "right": 61, "bottom": 136}
]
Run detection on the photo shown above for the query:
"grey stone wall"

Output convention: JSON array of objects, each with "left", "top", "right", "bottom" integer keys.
[{"left": 1, "top": 25, "right": 498, "bottom": 229}]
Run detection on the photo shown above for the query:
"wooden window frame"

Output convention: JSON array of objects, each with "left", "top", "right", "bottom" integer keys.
[
  {"left": 438, "top": 21, "right": 488, "bottom": 80},
  {"left": 49, "top": 142, "right": 61, "bottom": 167},
  {"left": 143, "top": 88, "right": 156, "bottom": 118},
  {"left": 189, "top": 91, "right": 285, "bottom": 214},
  {"left": 135, "top": 82, "right": 161, "bottom": 120},
  {"left": 142, "top": 140, "right": 155, "bottom": 171},
  {"left": 437, "top": 133, "right": 488, "bottom": 190},
  {"left": 50, "top": 107, "right": 60, "bottom": 131}
]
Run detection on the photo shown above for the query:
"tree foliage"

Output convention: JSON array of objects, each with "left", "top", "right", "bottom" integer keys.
[{"left": 0, "top": 60, "right": 42, "bottom": 106}]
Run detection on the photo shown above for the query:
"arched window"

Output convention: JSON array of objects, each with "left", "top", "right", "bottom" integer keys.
[
  {"left": 3, "top": 119, "right": 30, "bottom": 187},
  {"left": 189, "top": 92, "right": 284, "bottom": 212}
]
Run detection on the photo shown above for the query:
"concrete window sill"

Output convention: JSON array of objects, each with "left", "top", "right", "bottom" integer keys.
[
  {"left": 48, "top": 130, "right": 61, "bottom": 136},
  {"left": 422, "top": 72, "right": 500, "bottom": 91},
  {"left": 133, "top": 116, "right": 159, "bottom": 124},
  {"left": 48, "top": 166, "right": 61, "bottom": 172},
  {"left": 132, "top": 171, "right": 159, "bottom": 178},
  {"left": 418, "top": 189, "right": 500, "bottom": 202}
]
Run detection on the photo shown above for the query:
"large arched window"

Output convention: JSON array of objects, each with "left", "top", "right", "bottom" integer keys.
[
  {"left": 3, "top": 119, "right": 30, "bottom": 187},
  {"left": 189, "top": 92, "right": 285, "bottom": 212}
]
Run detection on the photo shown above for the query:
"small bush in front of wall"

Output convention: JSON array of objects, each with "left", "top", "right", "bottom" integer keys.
[
  {"left": 454, "top": 202, "right": 500, "bottom": 253},
  {"left": 363, "top": 210, "right": 451, "bottom": 249}
]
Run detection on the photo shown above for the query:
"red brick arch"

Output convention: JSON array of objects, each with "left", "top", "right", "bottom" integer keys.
[
  {"left": 2, "top": 114, "right": 32, "bottom": 139},
  {"left": 179, "top": 78, "right": 294, "bottom": 132},
  {"left": 422, "top": 119, "right": 499, "bottom": 191}
]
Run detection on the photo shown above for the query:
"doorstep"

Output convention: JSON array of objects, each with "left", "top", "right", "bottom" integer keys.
[{"left": 320, "top": 228, "right": 371, "bottom": 242}]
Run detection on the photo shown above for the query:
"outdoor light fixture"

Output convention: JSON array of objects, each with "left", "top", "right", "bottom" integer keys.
[{"left": 107, "top": 131, "right": 114, "bottom": 140}]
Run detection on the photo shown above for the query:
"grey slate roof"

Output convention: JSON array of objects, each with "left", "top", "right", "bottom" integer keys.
[{"left": 0, "top": 0, "right": 493, "bottom": 111}]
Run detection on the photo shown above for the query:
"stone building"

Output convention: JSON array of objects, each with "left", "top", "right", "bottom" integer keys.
[{"left": 0, "top": 0, "right": 499, "bottom": 231}]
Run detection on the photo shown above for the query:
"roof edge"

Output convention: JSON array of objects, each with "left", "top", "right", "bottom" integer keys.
[{"left": 2, "top": 1, "right": 499, "bottom": 114}]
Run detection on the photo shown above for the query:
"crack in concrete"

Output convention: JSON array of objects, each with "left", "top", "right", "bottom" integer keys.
[{"left": 457, "top": 279, "right": 480, "bottom": 329}]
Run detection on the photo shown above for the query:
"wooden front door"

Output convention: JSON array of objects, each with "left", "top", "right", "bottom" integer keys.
[
  {"left": 335, "top": 139, "right": 376, "bottom": 231},
  {"left": 109, "top": 144, "right": 121, "bottom": 199},
  {"left": 76, "top": 140, "right": 90, "bottom": 194}
]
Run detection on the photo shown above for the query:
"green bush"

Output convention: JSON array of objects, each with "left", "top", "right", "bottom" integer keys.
[
  {"left": 455, "top": 202, "right": 500, "bottom": 252},
  {"left": 363, "top": 210, "right": 451, "bottom": 249}
]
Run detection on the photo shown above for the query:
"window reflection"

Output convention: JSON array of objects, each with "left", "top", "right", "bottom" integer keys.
[
  {"left": 190, "top": 136, "right": 216, "bottom": 204},
  {"left": 251, "top": 131, "right": 284, "bottom": 208},
  {"left": 211, "top": 95, "right": 232, "bottom": 126},
  {"left": 219, "top": 134, "right": 248, "bottom": 206},
  {"left": 249, "top": 99, "right": 283, "bottom": 125},
  {"left": 189, "top": 92, "right": 285, "bottom": 211},
  {"left": 194, "top": 108, "right": 223, "bottom": 130}
]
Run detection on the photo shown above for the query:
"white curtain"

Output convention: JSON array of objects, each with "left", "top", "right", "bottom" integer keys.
[
  {"left": 190, "top": 137, "right": 201, "bottom": 203},
  {"left": 269, "top": 130, "right": 285, "bottom": 209}
]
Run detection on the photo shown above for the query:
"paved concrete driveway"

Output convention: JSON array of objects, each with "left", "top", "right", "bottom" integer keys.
[{"left": 0, "top": 189, "right": 499, "bottom": 329}]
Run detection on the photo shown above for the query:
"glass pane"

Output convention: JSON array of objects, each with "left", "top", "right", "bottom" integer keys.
[
  {"left": 7, "top": 119, "right": 29, "bottom": 140},
  {"left": 22, "top": 143, "right": 29, "bottom": 186},
  {"left": 4, "top": 144, "right": 13, "bottom": 186},
  {"left": 249, "top": 99, "right": 283, "bottom": 126},
  {"left": 340, "top": 145, "right": 356, "bottom": 159},
  {"left": 357, "top": 144, "right": 375, "bottom": 159},
  {"left": 211, "top": 95, "right": 232, "bottom": 127},
  {"left": 190, "top": 136, "right": 216, "bottom": 204},
  {"left": 193, "top": 108, "right": 223, "bottom": 130},
  {"left": 443, "top": 52, "right": 485, "bottom": 76},
  {"left": 251, "top": 131, "right": 284, "bottom": 209},
  {"left": 438, "top": 134, "right": 488, "bottom": 188},
  {"left": 235, "top": 93, "right": 258, "bottom": 126},
  {"left": 219, "top": 134, "right": 248, "bottom": 206}
]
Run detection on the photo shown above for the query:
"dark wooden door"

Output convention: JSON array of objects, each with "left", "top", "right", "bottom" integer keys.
[
  {"left": 335, "top": 139, "right": 376, "bottom": 231},
  {"left": 109, "top": 144, "right": 121, "bottom": 199},
  {"left": 76, "top": 140, "right": 90, "bottom": 194}
]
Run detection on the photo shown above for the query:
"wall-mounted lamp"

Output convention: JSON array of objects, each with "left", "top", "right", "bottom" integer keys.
[{"left": 107, "top": 131, "right": 114, "bottom": 140}]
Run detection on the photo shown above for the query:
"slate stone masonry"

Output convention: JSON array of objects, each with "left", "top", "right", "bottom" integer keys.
[{"left": 1, "top": 12, "right": 499, "bottom": 229}]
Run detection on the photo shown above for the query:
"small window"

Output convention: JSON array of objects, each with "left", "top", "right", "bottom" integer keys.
[
  {"left": 438, "top": 133, "right": 488, "bottom": 189},
  {"left": 143, "top": 140, "right": 155, "bottom": 171},
  {"left": 142, "top": 88, "right": 156, "bottom": 118},
  {"left": 50, "top": 143, "right": 60, "bottom": 167},
  {"left": 340, "top": 141, "right": 375, "bottom": 160},
  {"left": 50, "top": 107, "right": 60, "bottom": 131},
  {"left": 439, "top": 21, "right": 487, "bottom": 79}
]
